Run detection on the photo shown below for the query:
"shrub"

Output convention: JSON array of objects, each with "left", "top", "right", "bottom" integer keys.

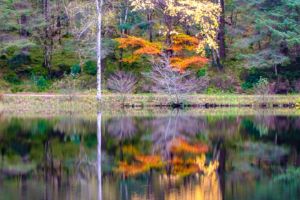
[
  {"left": 242, "top": 74, "right": 260, "bottom": 90},
  {"left": 36, "top": 76, "right": 47, "bottom": 87},
  {"left": 254, "top": 76, "right": 275, "bottom": 104},
  {"left": 211, "top": 74, "right": 233, "bottom": 92},
  {"left": 293, "top": 80, "right": 300, "bottom": 93},
  {"left": 52, "top": 72, "right": 83, "bottom": 101},
  {"left": 11, "top": 86, "right": 24, "bottom": 93},
  {"left": 107, "top": 71, "right": 137, "bottom": 104},
  {"left": 84, "top": 61, "right": 97, "bottom": 75},
  {"left": 71, "top": 63, "right": 81, "bottom": 74},
  {"left": 198, "top": 67, "right": 207, "bottom": 77},
  {"left": 7, "top": 53, "right": 30, "bottom": 69},
  {"left": 254, "top": 77, "right": 275, "bottom": 95},
  {"left": 274, "top": 78, "right": 291, "bottom": 94},
  {"left": 4, "top": 72, "right": 20, "bottom": 84},
  {"left": 0, "top": 54, "right": 7, "bottom": 60},
  {"left": 58, "top": 64, "right": 71, "bottom": 72}
]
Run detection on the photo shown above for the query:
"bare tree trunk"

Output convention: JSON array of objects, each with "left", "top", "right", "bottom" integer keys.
[
  {"left": 95, "top": 0, "right": 103, "bottom": 102},
  {"left": 274, "top": 64, "right": 278, "bottom": 75},
  {"left": 21, "top": 14, "right": 27, "bottom": 38},
  {"left": 119, "top": 8, "right": 123, "bottom": 70},
  {"left": 57, "top": 15, "right": 61, "bottom": 45},
  {"left": 43, "top": 0, "right": 53, "bottom": 74},
  {"left": 118, "top": 4, "right": 129, "bottom": 70},
  {"left": 219, "top": 0, "right": 226, "bottom": 59},
  {"left": 97, "top": 111, "right": 102, "bottom": 200},
  {"left": 147, "top": 10, "right": 153, "bottom": 42}
]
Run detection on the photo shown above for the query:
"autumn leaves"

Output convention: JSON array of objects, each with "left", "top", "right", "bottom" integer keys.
[{"left": 116, "top": 137, "right": 218, "bottom": 177}]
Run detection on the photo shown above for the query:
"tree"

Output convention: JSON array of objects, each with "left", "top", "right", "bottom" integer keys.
[
  {"left": 115, "top": 35, "right": 209, "bottom": 104},
  {"left": 234, "top": 0, "right": 300, "bottom": 75},
  {"left": 106, "top": 71, "right": 137, "bottom": 104},
  {"left": 115, "top": 34, "right": 209, "bottom": 72},
  {"left": 68, "top": 0, "right": 117, "bottom": 102},
  {"left": 144, "top": 55, "right": 209, "bottom": 104},
  {"left": 95, "top": 0, "right": 104, "bottom": 102},
  {"left": 130, "top": 0, "right": 221, "bottom": 56},
  {"left": 0, "top": 0, "right": 35, "bottom": 54}
]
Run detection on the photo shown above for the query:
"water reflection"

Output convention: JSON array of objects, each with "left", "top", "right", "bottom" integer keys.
[
  {"left": 97, "top": 111, "right": 102, "bottom": 200},
  {"left": 0, "top": 109, "right": 300, "bottom": 200}
]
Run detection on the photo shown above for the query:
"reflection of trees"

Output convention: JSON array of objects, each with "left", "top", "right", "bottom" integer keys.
[
  {"left": 143, "top": 109, "right": 207, "bottom": 160},
  {"left": 107, "top": 115, "right": 137, "bottom": 162},
  {"left": 253, "top": 110, "right": 293, "bottom": 137},
  {"left": 130, "top": 172, "right": 222, "bottom": 200},
  {"left": 97, "top": 111, "right": 102, "bottom": 200},
  {"left": 107, "top": 116, "right": 137, "bottom": 140}
]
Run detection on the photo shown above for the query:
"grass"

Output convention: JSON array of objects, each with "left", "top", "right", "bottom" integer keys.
[{"left": 0, "top": 93, "right": 299, "bottom": 110}]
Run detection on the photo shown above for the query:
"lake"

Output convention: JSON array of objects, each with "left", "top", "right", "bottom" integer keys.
[{"left": 0, "top": 108, "right": 300, "bottom": 200}]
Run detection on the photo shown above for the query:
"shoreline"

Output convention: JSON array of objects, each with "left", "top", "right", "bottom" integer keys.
[{"left": 0, "top": 93, "right": 299, "bottom": 109}]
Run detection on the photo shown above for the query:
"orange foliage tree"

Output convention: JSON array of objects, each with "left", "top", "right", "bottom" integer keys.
[{"left": 115, "top": 34, "right": 209, "bottom": 72}]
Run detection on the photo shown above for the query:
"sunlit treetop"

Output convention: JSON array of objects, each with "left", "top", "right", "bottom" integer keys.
[{"left": 129, "top": 0, "right": 221, "bottom": 55}]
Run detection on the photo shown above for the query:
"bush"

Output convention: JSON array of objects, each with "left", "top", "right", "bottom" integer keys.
[
  {"left": 11, "top": 86, "right": 24, "bottom": 93},
  {"left": 4, "top": 71, "right": 20, "bottom": 84},
  {"left": 242, "top": 74, "right": 260, "bottom": 90},
  {"left": 210, "top": 74, "right": 233, "bottom": 92},
  {"left": 107, "top": 71, "right": 137, "bottom": 104},
  {"left": 84, "top": 61, "right": 97, "bottom": 75},
  {"left": 36, "top": 76, "right": 47, "bottom": 87},
  {"left": 0, "top": 54, "right": 7, "bottom": 60},
  {"left": 274, "top": 78, "right": 291, "bottom": 94},
  {"left": 71, "top": 63, "right": 81, "bottom": 74},
  {"left": 292, "top": 80, "right": 300, "bottom": 93},
  {"left": 198, "top": 68, "right": 207, "bottom": 77},
  {"left": 254, "top": 76, "right": 275, "bottom": 95},
  {"left": 52, "top": 72, "right": 83, "bottom": 100},
  {"left": 7, "top": 53, "right": 30, "bottom": 69}
]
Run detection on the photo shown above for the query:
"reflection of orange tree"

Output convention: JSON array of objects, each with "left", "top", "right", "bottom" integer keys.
[
  {"left": 117, "top": 155, "right": 162, "bottom": 176},
  {"left": 117, "top": 137, "right": 219, "bottom": 177}
]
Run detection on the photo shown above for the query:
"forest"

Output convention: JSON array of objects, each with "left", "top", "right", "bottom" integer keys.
[{"left": 1, "top": 0, "right": 300, "bottom": 103}]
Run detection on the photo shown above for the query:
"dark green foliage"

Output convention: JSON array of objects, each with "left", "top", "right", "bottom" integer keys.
[
  {"left": 84, "top": 61, "right": 97, "bottom": 75},
  {"left": 71, "top": 63, "right": 81, "bottom": 74},
  {"left": 62, "top": 32, "right": 72, "bottom": 38},
  {"left": 0, "top": 55, "right": 7, "bottom": 60},
  {"left": 242, "top": 73, "right": 260, "bottom": 90},
  {"left": 58, "top": 64, "right": 71, "bottom": 72},
  {"left": 4, "top": 71, "right": 20, "bottom": 84},
  {"left": 198, "top": 68, "right": 207, "bottom": 77},
  {"left": 36, "top": 76, "right": 47, "bottom": 87},
  {"left": 7, "top": 53, "right": 30, "bottom": 69}
]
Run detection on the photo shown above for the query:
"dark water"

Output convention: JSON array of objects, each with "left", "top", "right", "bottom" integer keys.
[{"left": 1, "top": 109, "right": 300, "bottom": 200}]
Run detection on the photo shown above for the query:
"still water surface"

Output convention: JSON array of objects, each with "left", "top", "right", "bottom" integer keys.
[{"left": 0, "top": 108, "right": 300, "bottom": 200}]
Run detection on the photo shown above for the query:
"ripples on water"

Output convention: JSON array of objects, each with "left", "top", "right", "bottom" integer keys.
[{"left": 0, "top": 108, "right": 300, "bottom": 200}]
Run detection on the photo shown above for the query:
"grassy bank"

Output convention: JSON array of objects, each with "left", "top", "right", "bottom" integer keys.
[
  {"left": 1, "top": 106, "right": 300, "bottom": 118},
  {"left": 0, "top": 93, "right": 299, "bottom": 110}
]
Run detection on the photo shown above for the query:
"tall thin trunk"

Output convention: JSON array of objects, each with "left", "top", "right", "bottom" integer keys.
[
  {"left": 119, "top": 4, "right": 129, "bottom": 70},
  {"left": 43, "top": 0, "right": 52, "bottom": 74},
  {"left": 95, "top": 0, "right": 103, "bottom": 102},
  {"left": 21, "top": 14, "right": 27, "bottom": 38},
  {"left": 219, "top": 0, "right": 226, "bottom": 59},
  {"left": 57, "top": 15, "right": 61, "bottom": 45},
  {"left": 275, "top": 64, "right": 278, "bottom": 75},
  {"left": 97, "top": 111, "right": 102, "bottom": 200},
  {"left": 148, "top": 10, "right": 153, "bottom": 42}
]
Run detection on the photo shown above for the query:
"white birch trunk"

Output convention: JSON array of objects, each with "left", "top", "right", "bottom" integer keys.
[
  {"left": 97, "top": 111, "right": 102, "bottom": 200},
  {"left": 95, "top": 0, "right": 103, "bottom": 102}
]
